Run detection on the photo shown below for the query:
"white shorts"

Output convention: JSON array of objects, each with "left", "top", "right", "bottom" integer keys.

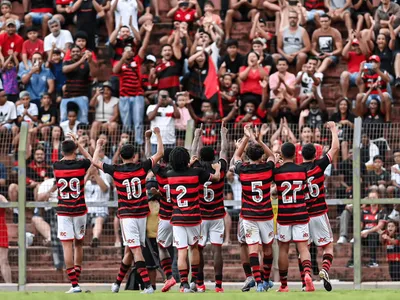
[
  {"left": 309, "top": 213, "right": 333, "bottom": 247},
  {"left": 199, "top": 219, "right": 224, "bottom": 247},
  {"left": 237, "top": 217, "right": 246, "bottom": 244},
  {"left": 243, "top": 219, "right": 274, "bottom": 245},
  {"left": 173, "top": 225, "right": 200, "bottom": 249},
  {"left": 120, "top": 217, "right": 147, "bottom": 248},
  {"left": 277, "top": 223, "right": 309, "bottom": 243},
  {"left": 157, "top": 219, "right": 173, "bottom": 248},
  {"left": 57, "top": 214, "right": 87, "bottom": 241}
]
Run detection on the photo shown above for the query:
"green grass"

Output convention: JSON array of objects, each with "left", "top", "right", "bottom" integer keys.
[{"left": 1, "top": 290, "right": 400, "bottom": 300}]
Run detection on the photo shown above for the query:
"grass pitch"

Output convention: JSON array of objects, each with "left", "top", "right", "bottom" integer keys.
[{"left": 1, "top": 290, "right": 400, "bottom": 300}]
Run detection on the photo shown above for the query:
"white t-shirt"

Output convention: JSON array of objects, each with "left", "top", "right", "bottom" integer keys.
[
  {"left": 146, "top": 105, "right": 176, "bottom": 145},
  {"left": 16, "top": 103, "right": 38, "bottom": 123},
  {"left": 60, "top": 120, "right": 80, "bottom": 136},
  {"left": 38, "top": 178, "right": 58, "bottom": 211},
  {"left": 112, "top": 0, "right": 139, "bottom": 31},
  {"left": 95, "top": 96, "right": 119, "bottom": 122},
  {"left": 391, "top": 164, "right": 400, "bottom": 185},
  {"left": 297, "top": 71, "right": 324, "bottom": 99},
  {"left": 44, "top": 30, "right": 73, "bottom": 52},
  {"left": 206, "top": 42, "right": 220, "bottom": 71},
  {"left": 85, "top": 170, "right": 111, "bottom": 215},
  {"left": 0, "top": 101, "right": 17, "bottom": 125}
]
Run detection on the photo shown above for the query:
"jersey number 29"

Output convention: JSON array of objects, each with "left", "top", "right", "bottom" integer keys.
[{"left": 58, "top": 178, "right": 80, "bottom": 199}]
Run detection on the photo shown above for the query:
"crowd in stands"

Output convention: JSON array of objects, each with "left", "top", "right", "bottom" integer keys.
[{"left": 0, "top": 0, "right": 400, "bottom": 283}]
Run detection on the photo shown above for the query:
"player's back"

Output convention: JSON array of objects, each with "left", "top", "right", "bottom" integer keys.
[
  {"left": 273, "top": 162, "right": 309, "bottom": 225},
  {"left": 53, "top": 159, "right": 91, "bottom": 217},
  {"left": 153, "top": 164, "right": 173, "bottom": 221},
  {"left": 196, "top": 159, "right": 227, "bottom": 220},
  {"left": 236, "top": 161, "right": 275, "bottom": 221},
  {"left": 301, "top": 154, "right": 331, "bottom": 217}
]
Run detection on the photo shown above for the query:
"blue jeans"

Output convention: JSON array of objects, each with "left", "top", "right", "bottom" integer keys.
[
  {"left": 28, "top": 12, "right": 52, "bottom": 24},
  {"left": 151, "top": 143, "right": 175, "bottom": 155},
  {"left": 307, "top": 9, "right": 325, "bottom": 22},
  {"left": 119, "top": 96, "right": 145, "bottom": 145},
  {"left": 60, "top": 96, "right": 89, "bottom": 124}
]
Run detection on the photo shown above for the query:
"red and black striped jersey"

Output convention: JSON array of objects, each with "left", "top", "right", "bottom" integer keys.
[
  {"left": 195, "top": 159, "right": 227, "bottom": 220},
  {"left": 153, "top": 164, "right": 173, "bottom": 220},
  {"left": 103, "top": 159, "right": 154, "bottom": 218},
  {"left": 235, "top": 161, "right": 275, "bottom": 221},
  {"left": 156, "top": 58, "right": 182, "bottom": 97},
  {"left": 119, "top": 55, "right": 144, "bottom": 97},
  {"left": 167, "top": 167, "right": 212, "bottom": 226},
  {"left": 273, "top": 162, "right": 309, "bottom": 225},
  {"left": 301, "top": 154, "right": 332, "bottom": 217},
  {"left": 53, "top": 159, "right": 91, "bottom": 217}
]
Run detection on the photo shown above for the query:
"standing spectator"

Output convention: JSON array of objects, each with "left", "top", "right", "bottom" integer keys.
[
  {"left": 24, "top": 0, "right": 54, "bottom": 37},
  {"left": 0, "top": 194, "right": 11, "bottom": 283},
  {"left": 112, "top": 22, "right": 153, "bottom": 145},
  {"left": 367, "top": 155, "right": 393, "bottom": 198},
  {"left": 21, "top": 27, "right": 45, "bottom": 72},
  {"left": 21, "top": 52, "right": 55, "bottom": 107},
  {"left": 0, "top": 89, "right": 16, "bottom": 133},
  {"left": 44, "top": 18, "right": 73, "bottom": 57},
  {"left": 63, "top": 31, "right": 98, "bottom": 62},
  {"left": 110, "top": 0, "right": 143, "bottom": 31},
  {"left": 47, "top": 48, "right": 65, "bottom": 103},
  {"left": 0, "top": 0, "right": 20, "bottom": 31},
  {"left": 218, "top": 39, "right": 244, "bottom": 80},
  {"left": 224, "top": 0, "right": 259, "bottom": 41},
  {"left": 373, "top": 0, "right": 400, "bottom": 35},
  {"left": 0, "top": 19, "right": 23, "bottom": 64},
  {"left": 298, "top": 96, "right": 328, "bottom": 129},
  {"left": 381, "top": 220, "right": 400, "bottom": 281},
  {"left": 311, "top": 14, "right": 343, "bottom": 74},
  {"left": 340, "top": 34, "right": 369, "bottom": 100},
  {"left": 146, "top": 90, "right": 180, "bottom": 154},
  {"left": 275, "top": 10, "right": 311, "bottom": 73},
  {"left": 16, "top": 91, "right": 38, "bottom": 124},
  {"left": 167, "top": 0, "right": 202, "bottom": 27},
  {"left": 36, "top": 93, "right": 57, "bottom": 142},
  {"left": 61, "top": 45, "right": 97, "bottom": 124},
  {"left": 1, "top": 54, "right": 19, "bottom": 103},
  {"left": 175, "top": 92, "right": 192, "bottom": 146},
  {"left": 321, "top": 0, "right": 353, "bottom": 37},
  {"left": 89, "top": 82, "right": 119, "bottom": 145}
]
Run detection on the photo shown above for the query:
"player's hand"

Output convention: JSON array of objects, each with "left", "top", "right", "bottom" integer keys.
[
  {"left": 243, "top": 124, "right": 252, "bottom": 138},
  {"left": 361, "top": 230, "right": 369, "bottom": 238},
  {"left": 259, "top": 123, "right": 269, "bottom": 137},
  {"left": 234, "top": 138, "right": 242, "bottom": 149},
  {"left": 153, "top": 127, "right": 160, "bottom": 135},
  {"left": 212, "top": 162, "right": 221, "bottom": 172},
  {"left": 145, "top": 130, "right": 152, "bottom": 139},
  {"left": 96, "top": 139, "right": 105, "bottom": 148},
  {"left": 66, "top": 132, "right": 78, "bottom": 144},
  {"left": 325, "top": 121, "right": 336, "bottom": 131},
  {"left": 143, "top": 22, "right": 154, "bottom": 32},
  {"left": 220, "top": 121, "right": 228, "bottom": 136},
  {"left": 189, "top": 155, "right": 198, "bottom": 166},
  {"left": 194, "top": 123, "right": 203, "bottom": 138}
]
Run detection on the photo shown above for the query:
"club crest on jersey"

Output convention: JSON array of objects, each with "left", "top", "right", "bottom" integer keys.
[
  {"left": 318, "top": 237, "right": 327, "bottom": 243},
  {"left": 303, "top": 232, "right": 309, "bottom": 238},
  {"left": 279, "top": 234, "right": 285, "bottom": 240}
]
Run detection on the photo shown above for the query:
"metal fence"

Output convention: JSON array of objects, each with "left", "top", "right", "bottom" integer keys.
[{"left": 0, "top": 119, "right": 399, "bottom": 291}]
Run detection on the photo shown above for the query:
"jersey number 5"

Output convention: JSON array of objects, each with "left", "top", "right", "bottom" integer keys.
[
  {"left": 58, "top": 178, "right": 80, "bottom": 199},
  {"left": 251, "top": 181, "right": 263, "bottom": 203},
  {"left": 122, "top": 178, "right": 142, "bottom": 199},
  {"left": 281, "top": 181, "right": 303, "bottom": 204}
]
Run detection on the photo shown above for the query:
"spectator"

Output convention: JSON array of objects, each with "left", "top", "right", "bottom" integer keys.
[
  {"left": 21, "top": 52, "right": 55, "bottom": 107},
  {"left": 55, "top": 0, "right": 77, "bottom": 32},
  {"left": 0, "top": 194, "right": 11, "bottom": 283},
  {"left": 46, "top": 48, "right": 65, "bottom": 103},
  {"left": 44, "top": 126, "right": 64, "bottom": 164},
  {"left": 335, "top": 150, "right": 358, "bottom": 200},
  {"left": 381, "top": 220, "right": 400, "bottom": 281},
  {"left": 89, "top": 81, "right": 119, "bottom": 145},
  {"left": 311, "top": 14, "right": 343, "bottom": 74},
  {"left": 360, "top": 133, "right": 380, "bottom": 167},
  {"left": 60, "top": 104, "right": 80, "bottom": 136},
  {"left": 21, "top": 27, "right": 45, "bottom": 72},
  {"left": 269, "top": 58, "right": 296, "bottom": 104},
  {"left": 141, "top": 55, "right": 158, "bottom": 101},
  {"left": 224, "top": 0, "right": 259, "bottom": 41},
  {"left": 36, "top": 93, "right": 57, "bottom": 142},
  {"left": 44, "top": 18, "right": 73, "bottom": 57},
  {"left": 16, "top": 91, "right": 38, "bottom": 125},
  {"left": 262, "top": 0, "right": 281, "bottom": 31},
  {"left": 24, "top": 0, "right": 54, "bottom": 37},
  {"left": 249, "top": 13, "right": 273, "bottom": 45},
  {"left": 321, "top": 0, "right": 353, "bottom": 37},
  {"left": 275, "top": 10, "right": 311, "bottom": 73},
  {"left": 0, "top": 0, "right": 20, "bottom": 31},
  {"left": 251, "top": 39, "right": 275, "bottom": 73},
  {"left": 112, "top": 22, "right": 153, "bottom": 144},
  {"left": 85, "top": 166, "right": 111, "bottom": 248},
  {"left": 175, "top": 92, "right": 192, "bottom": 147},
  {"left": 298, "top": 96, "right": 328, "bottom": 129},
  {"left": 373, "top": 0, "right": 400, "bottom": 35},
  {"left": 296, "top": 57, "right": 323, "bottom": 103},
  {"left": 1, "top": 54, "right": 19, "bottom": 103},
  {"left": 295, "top": 125, "right": 323, "bottom": 164},
  {"left": 218, "top": 39, "right": 244, "bottom": 81},
  {"left": 167, "top": 0, "right": 201, "bottom": 27},
  {"left": 200, "top": 1, "right": 222, "bottom": 30},
  {"left": 352, "top": 0, "right": 373, "bottom": 34},
  {"left": 391, "top": 150, "right": 400, "bottom": 198},
  {"left": 304, "top": 0, "right": 327, "bottom": 24},
  {"left": 366, "top": 155, "right": 393, "bottom": 198},
  {"left": 0, "top": 89, "right": 16, "bottom": 134},
  {"left": 355, "top": 55, "right": 391, "bottom": 122},
  {"left": 111, "top": 0, "right": 144, "bottom": 32},
  {"left": 340, "top": 34, "right": 369, "bottom": 100},
  {"left": 146, "top": 90, "right": 180, "bottom": 154},
  {"left": 220, "top": 73, "right": 238, "bottom": 116},
  {"left": 64, "top": 31, "right": 98, "bottom": 62},
  {"left": 0, "top": 19, "right": 23, "bottom": 64},
  {"left": 61, "top": 44, "right": 97, "bottom": 124},
  {"left": 279, "top": 0, "right": 307, "bottom": 31}
]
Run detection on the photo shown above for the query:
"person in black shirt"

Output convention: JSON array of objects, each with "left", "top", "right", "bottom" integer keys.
[
  {"left": 37, "top": 93, "right": 57, "bottom": 141},
  {"left": 218, "top": 39, "right": 244, "bottom": 80},
  {"left": 299, "top": 97, "right": 328, "bottom": 130}
]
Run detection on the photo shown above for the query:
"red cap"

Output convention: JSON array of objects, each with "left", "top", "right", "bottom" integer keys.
[
  {"left": 369, "top": 55, "right": 380, "bottom": 63},
  {"left": 351, "top": 39, "right": 360, "bottom": 45}
]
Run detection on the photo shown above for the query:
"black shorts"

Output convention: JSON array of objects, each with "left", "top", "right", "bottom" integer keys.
[
  {"left": 142, "top": 238, "right": 159, "bottom": 270},
  {"left": 176, "top": 130, "right": 186, "bottom": 140}
]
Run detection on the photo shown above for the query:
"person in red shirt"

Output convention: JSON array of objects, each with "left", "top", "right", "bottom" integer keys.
[
  {"left": 340, "top": 32, "right": 370, "bottom": 99},
  {"left": 295, "top": 125, "right": 323, "bottom": 164},
  {"left": 167, "top": 0, "right": 201, "bottom": 26},
  {"left": 0, "top": 19, "right": 23, "bottom": 64},
  {"left": 21, "top": 27, "right": 45, "bottom": 71},
  {"left": 63, "top": 31, "right": 97, "bottom": 62}
]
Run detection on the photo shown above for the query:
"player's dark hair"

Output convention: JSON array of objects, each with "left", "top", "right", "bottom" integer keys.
[
  {"left": 62, "top": 140, "right": 77, "bottom": 155},
  {"left": 200, "top": 147, "right": 215, "bottom": 162},
  {"left": 163, "top": 147, "right": 173, "bottom": 163},
  {"left": 281, "top": 142, "right": 296, "bottom": 159},
  {"left": 246, "top": 142, "right": 264, "bottom": 161},
  {"left": 302, "top": 143, "right": 316, "bottom": 160},
  {"left": 169, "top": 147, "right": 190, "bottom": 171},
  {"left": 120, "top": 144, "right": 137, "bottom": 160}
]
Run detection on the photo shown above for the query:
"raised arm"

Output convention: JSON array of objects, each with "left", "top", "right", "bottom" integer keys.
[
  {"left": 150, "top": 127, "right": 164, "bottom": 164},
  {"left": 138, "top": 22, "right": 153, "bottom": 59},
  {"left": 144, "top": 129, "right": 152, "bottom": 159},
  {"left": 258, "top": 124, "right": 275, "bottom": 161},
  {"left": 326, "top": 121, "right": 339, "bottom": 159},
  {"left": 220, "top": 122, "right": 228, "bottom": 161},
  {"left": 68, "top": 133, "right": 93, "bottom": 162},
  {"left": 191, "top": 124, "right": 203, "bottom": 157},
  {"left": 63, "top": 56, "right": 86, "bottom": 73}
]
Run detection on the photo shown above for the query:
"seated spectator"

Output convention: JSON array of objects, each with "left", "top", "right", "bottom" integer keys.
[
  {"left": 44, "top": 126, "right": 64, "bottom": 164},
  {"left": 262, "top": 0, "right": 281, "bottom": 31},
  {"left": 298, "top": 96, "right": 328, "bottom": 129},
  {"left": 21, "top": 27, "right": 44, "bottom": 72},
  {"left": 391, "top": 150, "right": 400, "bottom": 198},
  {"left": 278, "top": 0, "right": 307, "bottom": 32},
  {"left": 46, "top": 48, "right": 65, "bottom": 103},
  {"left": 175, "top": 92, "right": 192, "bottom": 147},
  {"left": 44, "top": 18, "right": 73, "bottom": 57},
  {"left": 0, "top": 19, "right": 23, "bottom": 64},
  {"left": 220, "top": 73, "right": 238, "bottom": 116},
  {"left": 355, "top": 55, "right": 391, "bottom": 122},
  {"left": 146, "top": 90, "right": 180, "bottom": 154},
  {"left": 249, "top": 13, "right": 273, "bottom": 45},
  {"left": 251, "top": 39, "right": 275, "bottom": 73},
  {"left": 24, "top": 0, "right": 55, "bottom": 37},
  {"left": 381, "top": 220, "right": 400, "bottom": 281},
  {"left": 167, "top": 0, "right": 201, "bottom": 28},
  {"left": 352, "top": 0, "right": 373, "bottom": 34},
  {"left": 269, "top": 58, "right": 296, "bottom": 103},
  {"left": 373, "top": 0, "right": 400, "bottom": 35},
  {"left": 360, "top": 133, "right": 380, "bottom": 167},
  {"left": 16, "top": 91, "right": 38, "bottom": 125},
  {"left": 311, "top": 14, "right": 343, "bottom": 74},
  {"left": 340, "top": 34, "right": 369, "bottom": 100},
  {"left": 110, "top": 0, "right": 143, "bottom": 32},
  {"left": 270, "top": 96, "right": 298, "bottom": 124},
  {"left": 60, "top": 104, "right": 80, "bottom": 136},
  {"left": 21, "top": 52, "right": 55, "bottom": 107},
  {"left": 218, "top": 39, "right": 244, "bottom": 81},
  {"left": 295, "top": 125, "right": 323, "bottom": 164},
  {"left": 55, "top": 0, "right": 77, "bottom": 32},
  {"left": 335, "top": 150, "right": 363, "bottom": 199},
  {"left": 366, "top": 155, "right": 393, "bottom": 198},
  {"left": 36, "top": 93, "right": 57, "bottom": 142},
  {"left": 320, "top": 0, "right": 352, "bottom": 37},
  {"left": 275, "top": 10, "right": 311, "bottom": 73},
  {"left": 0, "top": 89, "right": 16, "bottom": 136},
  {"left": 0, "top": 0, "right": 20, "bottom": 31},
  {"left": 296, "top": 57, "right": 323, "bottom": 103},
  {"left": 200, "top": 1, "right": 222, "bottom": 30},
  {"left": 224, "top": 0, "right": 258, "bottom": 41},
  {"left": 1, "top": 54, "right": 19, "bottom": 103},
  {"left": 0, "top": 194, "right": 11, "bottom": 283},
  {"left": 85, "top": 166, "right": 111, "bottom": 248},
  {"left": 388, "top": 21, "right": 400, "bottom": 87},
  {"left": 303, "top": 0, "right": 327, "bottom": 24},
  {"left": 64, "top": 31, "right": 98, "bottom": 62},
  {"left": 61, "top": 44, "right": 97, "bottom": 124},
  {"left": 89, "top": 81, "right": 119, "bottom": 145}
]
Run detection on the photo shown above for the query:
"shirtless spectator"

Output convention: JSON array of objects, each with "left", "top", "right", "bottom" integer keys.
[{"left": 225, "top": 0, "right": 259, "bottom": 41}]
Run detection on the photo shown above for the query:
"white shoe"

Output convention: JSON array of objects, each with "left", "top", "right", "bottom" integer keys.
[
  {"left": 111, "top": 283, "right": 120, "bottom": 293},
  {"left": 337, "top": 236, "right": 348, "bottom": 244},
  {"left": 65, "top": 286, "right": 82, "bottom": 293},
  {"left": 190, "top": 282, "right": 197, "bottom": 292},
  {"left": 141, "top": 286, "right": 155, "bottom": 294}
]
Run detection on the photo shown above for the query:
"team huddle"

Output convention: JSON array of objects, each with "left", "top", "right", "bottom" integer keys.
[{"left": 52, "top": 120, "right": 339, "bottom": 294}]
